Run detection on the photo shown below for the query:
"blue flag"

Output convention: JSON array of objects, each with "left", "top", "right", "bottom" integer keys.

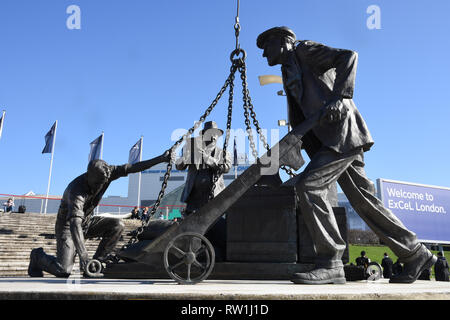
[
  {"left": 88, "top": 134, "right": 103, "bottom": 162},
  {"left": 42, "top": 121, "right": 57, "bottom": 154},
  {"left": 0, "top": 112, "right": 4, "bottom": 140},
  {"left": 128, "top": 138, "right": 142, "bottom": 164},
  {"left": 233, "top": 137, "right": 238, "bottom": 166}
]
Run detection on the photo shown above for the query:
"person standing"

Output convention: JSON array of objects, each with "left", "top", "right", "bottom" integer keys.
[
  {"left": 3, "top": 198, "right": 14, "bottom": 212},
  {"left": 130, "top": 207, "right": 140, "bottom": 220},
  {"left": 434, "top": 251, "right": 450, "bottom": 281},
  {"left": 393, "top": 259, "right": 403, "bottom": 276},
  {"left": 355, "top": 251, "right": 370, "bottom": 268},
  {"left": 140, "top": 207, "right": 150, "bottom": 222},
  {"left": 257, "top": 26, "right": 436, "bottom": 284},
  {"left": 381, "top": 252, "right": 394, "bottom": 279}
]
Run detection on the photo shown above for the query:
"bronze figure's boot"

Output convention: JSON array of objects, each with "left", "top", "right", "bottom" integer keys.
[
  {"left": 389, "top": 245, "right": 437, "bottom": 284},
  {"left": 291, "top": 267, "right": 346, "bottom": 285},
  {"left": 28, "top": 248, "right": 44, "bottom": 277}
]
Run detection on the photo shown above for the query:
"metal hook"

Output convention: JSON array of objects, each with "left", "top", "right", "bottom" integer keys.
[{"left": 234, "top": 0, "right": 241, "bottom": 50}]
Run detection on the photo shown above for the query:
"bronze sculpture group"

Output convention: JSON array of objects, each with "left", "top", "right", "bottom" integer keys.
[{"left": 28, "top": 26, "right": 436, "bottom": 285}]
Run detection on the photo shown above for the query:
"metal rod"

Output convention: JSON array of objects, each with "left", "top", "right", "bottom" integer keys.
[
  {"left": 44, "top": 120, "right": 57, "bottom": 214},
  {"left": 95, "top": 131, "right": 104, "bottom": 214},
  {"left": 234, "top": 0, "right": 241, "bottom": 50},
  {"left": 0, "top": 110, "right": 5, "bottom": 139},
  {"left": 137, "top": 135, "right": 143, "bottom": 208},
  {"left": 100, "top": 131, "right": 104, "bottom": 160}
]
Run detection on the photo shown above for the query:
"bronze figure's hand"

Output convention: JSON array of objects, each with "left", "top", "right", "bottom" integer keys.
[
  {"left": 162, "top": 149, "right": 175, "bottom": 163},
  {"left": 321, "top": 99, "right": 347, "bottom": 124},
  {"left": 79, "top": 252, "right": 90, "bottom": 272}
]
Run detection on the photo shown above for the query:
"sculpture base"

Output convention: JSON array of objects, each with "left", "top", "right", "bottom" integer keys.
[{"left": 103, "top": 261, "right": 314, "bottom": 280}]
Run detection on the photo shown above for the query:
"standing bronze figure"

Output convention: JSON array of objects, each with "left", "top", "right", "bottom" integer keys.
[
  {"left": 28, "top": 151, "right": 173, "bottom": 278},
  {"left": 176, "top": 121, "right": 232, "bottom": 215},
  {"left": 257, "top": 26, "right": 436, "bottom": 284}
]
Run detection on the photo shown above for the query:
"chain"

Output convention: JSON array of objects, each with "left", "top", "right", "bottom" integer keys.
[
  {"left": 240, "top": 64, "right": 269, "bottom": 152},
  {"left": 223, "top": 65, "right": 237, "bottom": 157},
  {"left": 209, "top": 64, "right": 237, "bottom": 200},
  {"left": 113, "top": 0, "right": 295, "bottom": 259},
  {"left": 238, "top": 66, "right": 257, "bottom": 160},
  {"left": 239, "top": 62, "right": 297, "bottom": 178},
  {"left": 126, "top": 57, "right": 295, "bottom": 246},
  {"left": 125, "top": 68, "right": 237, "bottom": 246}
]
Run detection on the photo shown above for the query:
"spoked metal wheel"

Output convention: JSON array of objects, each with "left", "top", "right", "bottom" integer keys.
[
  {"left": 84, "top": 259, "right": 103, "bottom": 278},
  {"left": 366, "top": 262, "right": 382, "bottom": 281},
  {"left": 163, "top": 232, "right": 215, "bottom": 284}
]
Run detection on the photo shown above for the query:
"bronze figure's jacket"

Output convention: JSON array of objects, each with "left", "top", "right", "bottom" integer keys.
[
  {"left": 176, "top": 137, "right": 232, "bottom": 204},
  {"left": 56, "top": 165, "right": 129, "bottom": 228},
  {"left": 284, "top": 40, "right": 374, "bottom": 155}
]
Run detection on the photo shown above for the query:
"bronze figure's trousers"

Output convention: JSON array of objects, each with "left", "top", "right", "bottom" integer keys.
[
  {"left": 294, "top": 147, "right": 421, "bottom": 268},
  {"left": 35, "top": 217, "right": 124, "bottom": 277}
]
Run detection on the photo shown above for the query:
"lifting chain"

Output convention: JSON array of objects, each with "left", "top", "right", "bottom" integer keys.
[
  {"left": 122, "top": 1, "right": 296, "bottom": 249},
  {"left": 209, "top": 64, "right": 237, "bottom": 200},
  {"left": 125, "top": 67, "right": 238, "bottom": 246},
  {"left": 239, "top": 59, "right": 297, "bottom": 178},
  {"left": 126, "top": 57, "right": 296, "bottom": 247}
]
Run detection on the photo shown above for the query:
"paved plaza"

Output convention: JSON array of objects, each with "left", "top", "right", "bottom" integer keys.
[{"left": 0, "top": 277, "right": 449, "bottom": 300}]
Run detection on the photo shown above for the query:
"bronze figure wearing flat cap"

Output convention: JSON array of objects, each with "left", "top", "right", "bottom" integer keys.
[{"left": 257, "top": 26, "right": 436, "bottom": 284}]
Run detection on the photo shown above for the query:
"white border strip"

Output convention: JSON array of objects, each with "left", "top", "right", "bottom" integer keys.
[
  {"left": 420, "top": 239, "right": 450, "bottom": 245},
  {"left": 377, "top": 178, "right": 450, "bottom": 192}
]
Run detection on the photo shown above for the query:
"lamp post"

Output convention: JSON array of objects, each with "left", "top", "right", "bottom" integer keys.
[{"left": 258, "top": 75, "right": 290, "bottom": 131}]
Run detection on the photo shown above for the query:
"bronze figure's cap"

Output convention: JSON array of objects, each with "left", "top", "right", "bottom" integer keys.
[
  {"left": 201, "top": 121, "right": 223, "bottom": 136},
  {"left": 256, "top": 26, "right": 296, "bottom": 49}
]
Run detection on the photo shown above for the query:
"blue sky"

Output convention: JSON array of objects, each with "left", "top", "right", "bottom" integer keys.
[{"left": 1, "top": 0, "right": 450, "bottom": 197}]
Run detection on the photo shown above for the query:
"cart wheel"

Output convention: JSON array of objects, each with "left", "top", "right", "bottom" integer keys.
[
  {"left": 84, "top": 259, "right": 103, "bottom": 278},
  {"left": 366, "top": 262, "right": 382, "bottom": 281},
  {"left": 163, "top": 232, "right": 215, "bottom": 285}
]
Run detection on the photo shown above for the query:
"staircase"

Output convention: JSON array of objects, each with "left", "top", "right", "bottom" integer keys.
[{"left": 0, "top": 212, "right": 142, "bottom": 277}]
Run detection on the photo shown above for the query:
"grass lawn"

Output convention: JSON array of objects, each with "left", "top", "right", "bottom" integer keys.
[{"left": 349, "top": 244, "right": 443, "bottom": 279}]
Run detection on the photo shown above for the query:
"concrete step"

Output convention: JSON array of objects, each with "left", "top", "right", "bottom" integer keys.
[
  {"left": 0, "top": 248, "right": 124, "bottom": 253},
  {"left": 0, "top": 243, "right": 133, "bottom": 249}
]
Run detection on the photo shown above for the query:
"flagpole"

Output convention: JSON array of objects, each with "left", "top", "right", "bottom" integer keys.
[
  {"left": 100, "top": 131, "right": 104, "bottom": 160},
  {"left": 95, "top": 131, "right": 104, "bottom": 215},
  {"left": 137, "top": 136, "right": 143, "bottom": 208},
  {"left": 44, "top": 120, "right": 57, "bottom": 214},
  {"left": 0, "top": 110, "right": 5, "bottom": 139},
  {"left": 233, "top": 137, "right": 238, "bottom": 179}
]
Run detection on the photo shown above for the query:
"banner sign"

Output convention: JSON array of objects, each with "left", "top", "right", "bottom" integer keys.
[{"left": 377, "top": 178, "right": 450, "bottom": 243}]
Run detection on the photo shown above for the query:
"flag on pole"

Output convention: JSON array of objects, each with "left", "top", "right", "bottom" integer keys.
[
  {"left": 128, "top": 137, "right": 143, "bottom": 165},
  {"left": 0, "top": 111, "right": 5, "bottom": 140},
  {"left": 42, "top": 120, "right": 58, "bottom": 214},
  {"left": 42, "top": 121, "right": 57, "bottom": 154},
  {"left": 88, "top": 133, "right": 104, "bottom": 162},
  {"left": 233, "top": 137, "right": 238, "bottom": 166}
]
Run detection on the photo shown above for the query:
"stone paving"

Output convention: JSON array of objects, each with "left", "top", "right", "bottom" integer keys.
[{"left": 0, "top": 277, "right": 449, "bottom": 300}]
